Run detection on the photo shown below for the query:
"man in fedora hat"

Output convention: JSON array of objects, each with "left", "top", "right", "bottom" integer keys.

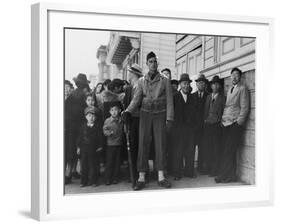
[
  {"left": 192, "top": 74, "right": 209, "bottom": 176},
  {"left": 169, "top": 73, "right": 195, "bottom": 180},
  {"left": 122, "top": 52, "right": 174, "bottom": 190},
  {"left": 65, "top": 73, "right": 90, "bottom": 184},
  {"left": 203, "top": 75, "right": 225, "bottom": 176},
  {"left": 123, "top": 64, "right": 143, "bottom": 183}
]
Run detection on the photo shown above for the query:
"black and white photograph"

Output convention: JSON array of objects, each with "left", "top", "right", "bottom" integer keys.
[{"left": 64, "top": 29, "right": 255, "bottom": 194}]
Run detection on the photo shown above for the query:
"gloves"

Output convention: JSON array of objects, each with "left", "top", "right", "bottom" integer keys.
[{"left": 121, "top": 111, "right": 131, "bottom": 124}]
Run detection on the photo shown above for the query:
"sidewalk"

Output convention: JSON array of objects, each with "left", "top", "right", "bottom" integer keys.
[{"left": 65, "top": 170, "right": 245, "bottom": 194}]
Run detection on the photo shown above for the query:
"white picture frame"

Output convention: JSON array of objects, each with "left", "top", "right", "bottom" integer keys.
[{"left": 31, "top": 2, "right": 274, "bottom": 221}]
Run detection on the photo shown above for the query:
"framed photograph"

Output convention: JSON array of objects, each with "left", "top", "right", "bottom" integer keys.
[{"left": 31, "top": 2, "right": 274, "bottom": 221}]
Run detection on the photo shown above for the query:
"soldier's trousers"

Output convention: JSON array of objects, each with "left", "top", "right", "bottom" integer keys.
[{"left": 137, "top": 111, "right": 166, "bottom": 172}]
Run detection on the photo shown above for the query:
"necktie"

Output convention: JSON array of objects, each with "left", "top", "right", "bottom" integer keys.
[{"left": 231, "top": 86, "right": 234, "bottom": 94}]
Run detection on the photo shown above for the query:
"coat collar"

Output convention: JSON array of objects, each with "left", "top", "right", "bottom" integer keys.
[
  {"left": 108, "top": 116, "right": 121, "bottom": 123},
  {"left": 196, "top": 91, "right": 206, "bottom": 98},
  {"left": 229, "top": 82, "right": 242, "bottom": 94},
  {"left": 144, "top": 71, "right": 161, "bottom": 83}
]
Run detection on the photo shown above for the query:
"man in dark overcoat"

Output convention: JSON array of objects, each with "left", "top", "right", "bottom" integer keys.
[
  {"left": 169, "top": 73, "right": 195, "bottom": 180},
  {"left": 203, "top": 75, "right": 225, "bottom": 176},
  {"left": 65, "top": 73, "right": 90, "bottom": 184},
  {"left": 192, "top": 74, "right": 209, "bottom": 175}
]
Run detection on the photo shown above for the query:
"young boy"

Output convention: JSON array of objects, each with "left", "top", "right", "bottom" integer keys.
[
  {"left": 77, "top": 107, "right": 103, "bottom": 187},
  {"left": 103, "top": 103, "right": 123, "bottom": 185}
]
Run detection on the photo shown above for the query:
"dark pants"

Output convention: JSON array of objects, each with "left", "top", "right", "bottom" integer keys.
[
  {"left": 65, "top": 128, "right": 79, "bottom": 164},
  {"left": 138, "top": 111, "right": 166, "bottom": 172},
  {"left": 217, "top": 123, "right": 243, "bottom": 180},
  {"left": 80, "top": 150, "right": 100, "bottom": 185},
  {"left": 129, "top": 117, "right": 140, "bottom": 181},
  {"left": 203, "top": 123, "right": 222, "bottom": 175},
  {"left": 65, "top": 126, "right": 80, "bottom": 178},
  {"left": 105, "top": 146, "right": 121, "bottom": 183},
  {"left": 171, "top": 125, "right": 194, "bottom": 178},
  {"left": 195, "top": 125, "right": 205, "bottom": 172}
]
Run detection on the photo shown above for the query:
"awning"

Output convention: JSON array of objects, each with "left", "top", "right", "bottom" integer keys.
[{"left": 110, "top": 36, "right": 132, "bottom": 65}]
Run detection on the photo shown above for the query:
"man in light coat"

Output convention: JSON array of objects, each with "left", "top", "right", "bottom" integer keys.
[
  {"left": 123, "top": 51, "right": 174, "bottom": 190},
  {"left": 215, "top": 67, "right": 250, "bottom": 183}
]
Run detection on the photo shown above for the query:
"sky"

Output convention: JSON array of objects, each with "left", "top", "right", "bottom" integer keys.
[{"left": 65, "top": 29, "right": 110, "bottom": 84}]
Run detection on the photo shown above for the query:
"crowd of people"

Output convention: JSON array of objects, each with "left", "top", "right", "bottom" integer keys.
[{"left": 64, "top": 51, "right": 250, "bottom": 191}]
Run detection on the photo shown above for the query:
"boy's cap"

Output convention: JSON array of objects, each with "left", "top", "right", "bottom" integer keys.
[{"left": 84, "top": 106, "right": 99, "bottom": 115}]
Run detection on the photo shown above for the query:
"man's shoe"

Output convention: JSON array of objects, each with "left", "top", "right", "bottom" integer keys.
[
  {"left": 174, "top": 177, "right": 181, "bottom": 181},
  {"left": 112, "top": 180, "right": 118, "bottom": 184},
  {"left": 184, "top": 173, "right": 195, "bottom": 178},
  {"left": 215, "top": 177, "right": 222, "bottom": 183},
  {"left": 72, "top": 172, "right": 81, "bottom": 179},
  {"left": 222, "top": 176, "right": 237, "bottom": 183},
  {"left": 65, "top": 176, "right": 72, "bottom": 185},
  {"left": 158, "top": 179, "right": 171, "bottom": 188},
  {"left": 133, "top": 181, "right": 145, "bottom": 191},
  {"left": 208, "top": 173, "right": 216, "bottom": 177}
]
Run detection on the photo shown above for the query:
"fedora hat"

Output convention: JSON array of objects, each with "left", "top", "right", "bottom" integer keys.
[
  {"left": 210, "top": 75, "right": 222, "bottom": 85},
  {"left": 179, "top": 73, "right": 192, "bottom": 83},
  {"left": 128, "top": 64, "right": 143, "bottom": 77},
  {"left": 73, "top": 73, "right": 90, "bottom": 84},
  {"left": 195, "top": 74, "right": 208, "bottom": 83}
]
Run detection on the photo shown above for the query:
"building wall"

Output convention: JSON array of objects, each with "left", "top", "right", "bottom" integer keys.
[
  {"left": 141, "top": 33, "right": 176, "bottom": 77},
  {"left": 176, "top": 35, "right": 256, "bottom": 184}
]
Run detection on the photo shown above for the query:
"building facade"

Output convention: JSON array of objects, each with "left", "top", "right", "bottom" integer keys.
[
  {"left": 176, "top": 35, "right": 255, "bottom": 184},
  {"left": 107, "top": 31, "right": 176, "bottom": 79}
]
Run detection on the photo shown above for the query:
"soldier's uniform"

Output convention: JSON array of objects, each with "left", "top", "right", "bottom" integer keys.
[{"left": 126, "top": 71, "right": 174, "bottom": 172}]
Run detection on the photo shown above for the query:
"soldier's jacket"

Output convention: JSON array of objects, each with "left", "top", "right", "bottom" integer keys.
[{"left": 126, "top": 71, "right": 174, "bottom": 121}]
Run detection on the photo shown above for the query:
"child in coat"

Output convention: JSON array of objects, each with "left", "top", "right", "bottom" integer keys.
[
  {"left": 103, "top": 103, "right": 123, "bottom": 185},
  {"left": 77, "top": 106, "right": 103, "bottom": 187}
]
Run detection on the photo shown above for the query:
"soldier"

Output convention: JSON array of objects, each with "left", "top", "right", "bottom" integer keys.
[
  {"left": 215, "top": 68, "right": 250, "bottom": 183},
  {"left": 122, "top": 51, "right": 174, "bottom": 190}
]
